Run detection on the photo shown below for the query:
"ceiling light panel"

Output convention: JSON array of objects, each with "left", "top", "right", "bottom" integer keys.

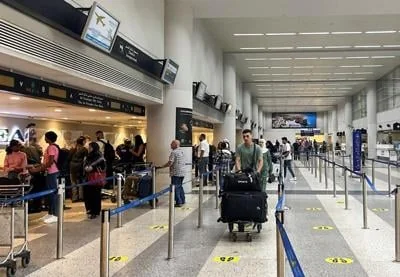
[
  {"left": 346, "top": 56, "right": 369, "bottom": 59},
  {"left": 268, "top": 47, "right": 294, "bottom": 50},
  {"left": 354, "top": 45, "right": 381, "bottom": 48},
  {"left": 266, "top": 33, "right": 296, "bottom": 36},
  {"left": 340, "top": 65, "right": 361, "bottom": 68},
  {"left": 371, "top": 56, "right": 396, "bottom": 59},
  {"left": 269, "top": 58, "right": 293, "bottom": 60},
  {"left": 331, "top": 31, "right": 362, "bottom": 34},
  {"left": 324, "top": 46, "right": 352, "bottom": 49},
  {"left": 383, "top": 45, "right": 400, "bottom": 48},
  {"left": 299, "top": 32, "right": 330, "bottom": 35},
  {"left": 240, "top": 47, "right": 266, "bottom": 50},
  {"left": 249, "top": 66, "right": 269, "bottom": 69},
  {"left": 245, "top": 58, "right": 267, "bottom": 61},
  {"left": 296, "top": 46, "right": 324, "bottom": 49},
  {"left": 320, "top": 57, "right": 343, "bottom": 60},
  {"left": 234, "top": 33, "right": 264, "bottom": 36},
  {"left": 365, "top": 30, "right": 397, "bottom": 34}
]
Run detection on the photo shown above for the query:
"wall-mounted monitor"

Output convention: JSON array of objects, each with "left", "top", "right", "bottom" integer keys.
[
  {"left": 272, "top": 112, "right": 317, "bottom": 129},
  {"left": 214, "top": 95, "right": 223, "bottom": 110},
  {"left": 221, "top": 103, "right": 232, "bottom": 113},
  {"left": 81, "top": 2, "right": 120, "bottom": 53},
  {"left": 194, "top": 81, "right": 207, "bottom": 101},
  {"left": 161, "top": 59, "right": 179, "bottom": 85}
]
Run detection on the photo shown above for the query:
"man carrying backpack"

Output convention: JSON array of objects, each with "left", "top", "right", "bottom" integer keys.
[{"left": 96, "top": 131, "right": 115, "bottom": 186}]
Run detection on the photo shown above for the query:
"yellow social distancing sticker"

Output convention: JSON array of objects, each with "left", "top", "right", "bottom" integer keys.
[
  {"left": 336, "top": 200, "right": 345, "bottom": 204},
  {"left": 325, "top": 257, "right": 353, "bottom": 264},
  {"left": 213, "top": 256, "right": 240, "bottom": 263},
  {"left": 109, "top": 256, "right": 129, "bottom": 262},
  {"left": 313, "top": 226, "right": 334, "bottom": 230},
  {"left": 306, "top": 208, "right": 322, "bottom": 211},
  {"left": 149, "top": 224, "right": 168, "bottom": 230},
  {"left": 372, "top": 208, "right": 389, "bottom": 212}
]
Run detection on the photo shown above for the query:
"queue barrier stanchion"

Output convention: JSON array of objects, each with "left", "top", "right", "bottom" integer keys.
[
  {"left": 388, "top": 163, "right": 392, "bottom": 198},
  {"left": 344, "top": 168, "right": 349, "bottom": 210},
  {"left": 332, "top": 163, "right": 336, "bottom": 198},
  {"left": 394, "top": 185, "right": 400, "bottom": 262},
  {"left": 100, "top": 209, "right": 110, "bottom": 277},
  {"left": 311, "top": 155, "right": 314, "bottom": 174},
  {"left": 216, "top": 170, "right": 220, "bottom": 210},
  {"left": 372, "top": 160, "right": 376, "bottom": 188},
  {"left": 152, "top": 167, "right": 157, "bottom": 209},
  {"left": 168, "top": 183, "right": 175, "bottom": 259},
  {"left": 56, "top": 177, "right": 65, "bottom": 259},
  {"left": 198, "top": 173, "right": 204, "bottom": 228},
  {"left": 319, "top": 156, "right": 322, "bottom": 183},
  {"left": 342, "top": 155, "right": 345, "bottom": 176},
  {"left": 276, "top": 211, "right": 285, "bottom": 277},
  {"left": 324, "top": 158, "right": 328, "bottom": 189},
  {"left": 314, "top": 156, "right": 318, "bottom": 179},
  {"left": 116, "top": 174, "right": 123, "bottom": 228},
  {"left": 362, "top": 173, "right": 368, "bottom": 229}
]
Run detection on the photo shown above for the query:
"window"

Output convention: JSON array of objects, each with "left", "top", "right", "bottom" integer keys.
[
  {"left": 377, "top": 66, "right": 400, "bottom": 112},
  {"left": 352, "top": 89, "right": 367, "bottom": 120}
]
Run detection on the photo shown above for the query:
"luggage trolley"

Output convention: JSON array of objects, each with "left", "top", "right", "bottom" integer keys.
[{"left": 0, "top": 176, "right": 32, "bottom": 277}]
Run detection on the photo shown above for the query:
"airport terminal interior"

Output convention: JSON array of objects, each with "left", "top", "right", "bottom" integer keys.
[{"left": 1, "top": 0, "right": 400, "bottom": 276}]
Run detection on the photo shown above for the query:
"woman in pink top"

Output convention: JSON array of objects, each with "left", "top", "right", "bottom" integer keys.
[{"left": 3, "top": 140, "right": 27, "bottom": 179}]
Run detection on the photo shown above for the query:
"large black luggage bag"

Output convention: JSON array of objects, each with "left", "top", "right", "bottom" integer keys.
[
  {"left": 223, "top": 172, "right": 261, "bottom": 192},
  {"left": 220, "top": 191, "right": 267, "bottom": 223}
]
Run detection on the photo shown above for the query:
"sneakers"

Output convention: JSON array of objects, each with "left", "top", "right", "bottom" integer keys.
[
  {"left": 40, "top": 214, "right": 52, "bottom": 221},
  {"left": 44, "top": 215, "right": 58, "bottom": 224},
  {"left": 290, "top": 177, "right": 297, "bottom": 182}
]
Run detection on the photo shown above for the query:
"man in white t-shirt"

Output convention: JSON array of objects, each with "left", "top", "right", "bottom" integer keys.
[
  {"left": 197, "top": 134, "right": 209, "bottom": 186},
  {"left": 282, "top": 137, "right": 296, "bottom": 181}
]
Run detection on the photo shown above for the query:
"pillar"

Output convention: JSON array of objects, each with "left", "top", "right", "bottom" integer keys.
[
  {"left": 252, "top": 101, "right": 259, "bottom": 138},
  {"left": 344, "top": 97, "right": 353, "bottom": 155},
  {"left": 264, "top": 112, "right": 272, "bottom": 139},
  {"left": 331, "top": 108, "right": 338, "bottom": 145},
  {"left": 323, "top": 111, "right": 328, "bottom": 142},
  {"left": 259, "top": 110, "right": 264, "bottom": 138},
  {"left": 366, "top": 82, "right": 377, "bottom": 159},
  {"left": 243, "top": 90, "right": 252, "bottom": 129},
  {"left": 214, "top": 54, "right": 237, "bottom": 151},
  {"left": 147, "top": 0, "right": 193, "bottom": 192}
]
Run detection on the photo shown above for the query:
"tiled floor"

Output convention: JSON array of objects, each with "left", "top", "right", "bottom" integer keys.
[{"left": 0, "top": 161, "right": 398, "bottom": 277}]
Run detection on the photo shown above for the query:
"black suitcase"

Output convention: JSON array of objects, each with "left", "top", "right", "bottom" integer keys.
[
  {"left": 223, "top": 172, "right": 261, "bottom": 192},
  {"left": 220, "top": 191, "right": 267, "bottom": 223}
]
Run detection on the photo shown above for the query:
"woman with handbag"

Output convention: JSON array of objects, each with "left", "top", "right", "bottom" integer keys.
[
  {"left": 83, "top": 142, "right": 106, "bottom": 219},
  {"left": 259, "top": 139, "right": 273, "bottom": 192}
]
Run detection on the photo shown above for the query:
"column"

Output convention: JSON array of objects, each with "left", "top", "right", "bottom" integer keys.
[
  {"left": 264, "top": 112, "right": 272, "bottom": 139},
  {"left": 259, "top": 110, "right": 264, "bottom": 138},
  {"left": 243, "top": 89, "right": 252, "bottom": 129},
  {"left": 323, "top": 111, "right": 328, "bottom": 142},
  {"left": 147, "top": 0, "right": 193, "bottom": 192},
  {"left": 366, "top": 82, "right": 377, "bottom": 159},
  {"left": 214, "top": 54, "right": 237, "bottom": 151},
  {"left": 344, "top": 97, "right": 353, "bottom": 155},
  {"left": 252, "top": 101, "right": 259, "bottom": 138},
  {"left": 331, "top": 108, "right": 338, "bottom": 145}
]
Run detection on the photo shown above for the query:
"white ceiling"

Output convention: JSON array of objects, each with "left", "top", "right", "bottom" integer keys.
[
  {"left": 0, "top": 90, "right": 146, "bottom": 128},
  {"left": 201, "top": 14, "right": 400, "bottom": 112}
]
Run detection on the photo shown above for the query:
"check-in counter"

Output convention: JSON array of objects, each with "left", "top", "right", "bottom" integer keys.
[{"left": 376, "top": 144, "right": 398, "bottom": 161}]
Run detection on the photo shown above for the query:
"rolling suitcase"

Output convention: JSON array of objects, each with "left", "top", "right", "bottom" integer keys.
[
  {"left": 220, "top": 191, "right": 267, "bottom": 223},
  {"left": 137, "top": 175, "right": 152, "bottom": 198}
]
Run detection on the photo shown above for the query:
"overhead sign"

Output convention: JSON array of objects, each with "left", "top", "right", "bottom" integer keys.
[
  {"left": 0, "top": 128, "right": 26, "bottom": 145},
  {"left": 161, "top": 59, "right": 179, "bottom": 85},
  {"left": 0, "top": 69, "right": 145, "bottom": 116},
  {"left": 272, "top": 113, "right": 317, "bottom": 129},
  {"left": 193, "top": 119, "right": 214, "bottom": 129},
  {"left": 352, "top": 130, "right": 362, "bottom": 172}
]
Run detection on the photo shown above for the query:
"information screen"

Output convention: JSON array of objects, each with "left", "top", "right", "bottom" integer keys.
[
  {"left": 81, "top": 2, "right": 120, "bottom": 53},
  {"left": 272, "top": 112, "right": 317, "bottom": 129},
  {"left": 161, "top": 59, "right": 179, "bottom": 85}
]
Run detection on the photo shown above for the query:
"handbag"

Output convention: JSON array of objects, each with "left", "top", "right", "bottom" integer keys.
[{"left": 88, "top": 169, "right": 106, "bottom": 186}]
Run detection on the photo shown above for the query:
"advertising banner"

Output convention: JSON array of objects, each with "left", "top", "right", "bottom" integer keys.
[
  {"left": 176, "top": 108, "right": 193, "bottom": 147},
  {"left": 352, "top": 130, "right": 362, "bottom": 172},
  {"left": 272, "top": 113, "right": 317, "bottom": 129}
]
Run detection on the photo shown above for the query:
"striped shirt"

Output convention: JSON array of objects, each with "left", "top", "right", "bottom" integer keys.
[{"left": 169, "top": 148, "right": 185, "bottom": 177}]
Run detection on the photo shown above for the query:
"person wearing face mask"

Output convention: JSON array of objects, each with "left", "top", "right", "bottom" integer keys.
[
  {"left": 3, "top": 139, "right": 28, "bottom": 179},
  {"left": 258, "top": 139, "right": 273, "bottom": 191}
]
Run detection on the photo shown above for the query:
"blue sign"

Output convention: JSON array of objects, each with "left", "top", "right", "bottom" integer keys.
[{"left": 352, "top": 130, "right": 362, "bottom": 172}]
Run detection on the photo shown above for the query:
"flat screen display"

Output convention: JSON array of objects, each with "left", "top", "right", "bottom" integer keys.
[
  {"left": 195, "top": 82, "right": 207, "bottom": 101},
  {"left": 161, "top": 59, "right": 179, "bottom": 85},
  {"left": 214, "top": 95, "right": 223, "bottom": 110},
  {"left": 81, "top": 2, "right": 120, "bottom": 53},
  {"left": 272, "top": 112, "right": 317, "bottom": 129}
]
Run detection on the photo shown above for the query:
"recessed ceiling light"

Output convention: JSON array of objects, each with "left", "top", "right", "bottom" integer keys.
[
  {"left": 54, "top": 109, "right": 62, "bottom": 112},
  {"left": 354, "top": 45, "right": 381, "bottom": 48},
  {"left": 320, "top": 57, "right": 343, "bottom": 60},
  {"left": 362, "top": 64, "right": 384, "bottom": 67},
  {"left": 138, "top": 121, "right": 142, "bottom": 124},
  {"left": 313, "top": 73, "right": 331, "bottom": 75},
  {"left": 268, "top": 47, "right": 294, "bottom": 50},
  {"left": 299, "top": 32, "right": 329, "bottom": 35},
  {"left": 324, "top": 46, "right": 352, "bottom": 49},
  {"left": 347, "top": 78, "right": 366, "bottom": 80},
  {"left": 294, "top": 66, "right": 314, "bottom": 68},
  {"left": 249, "top": 66, "right": 269, "bottom": 69},
  {"left": 245, "top": 58, "right": 267, "bottom": 61},
  {"left": 105, "top": 116, "right": 111, "bottom": 119},
  {"left": 266, "top": 33, "right": 296, "bottom": 36},
  {"left": 334, "top": 72, "right": 353, "bottom": 75},
  {"left": 329, "top": 78, "right": 346, "bottom": 81},
  {"left": 9, "top": 96, "right": 20, "bottom": 100},
  {"left": 131, "top": 116, "right": 137, "bottom": 119},
  {"left": 269, "top": 58, "right": 292, "bottom": 60},
  {"left": 365, "top": 30, "right": 397, "bottom": 34},
  {"left": 88, "top": 109, "right": 96, "bottom": 112},
  {"left": 292, "top": 73, "right": 311, "bottom": 76},
  {"left": 240, "top": 47, "right": 266, "bottom": 50},
  {"left": 270, "top": 66, "right": 291, "bottom": 69},
  {"left": 62, "top": 117, "right": 69, "bottom": 120},
  {"left": 354, "top": 72, "right": 374, "bottom": 75},
  {"left": 256, "top": 84, "right": 272, "bottom": 87},
  {"left": 383, "top": 45, "right": 400, "bottom": 48},
  {"left": 296, "top": 46, "right": 323, "bottom": 49},
  {"left": 271, "top": 73, "right": 290, "bottom": 76},
  {"left": 337, "top": 87, "right": 353, "bottom": 90},
  {"left": 295, "top": 57, "right": 318, "bottom": 60},
  {"left": 254, "top": 79, "right": 271, "bottom": 82},
  {"left": 234, "top": 33, "right": 264, "bottom": 36},
  {"left": 331, "top": 31, "right": 362, "bottom": 35},
  {"left": 252, "top": 73, "right": 270, "bottom": 76},
  {"left": 346, "top": 56, "right": 369, "bottom": 59},
  {"left": 258, "top": 88, "right": 273, "bottom": 91},
  {"left": 340, "top": 65, "right": 361, "bottom": 68},
  {"left": 315, "top": 66, "right": 336, "bottom": 68},
  {"left": 309, "top": 78, "right": 326, "bottom": 81},
  {"left": 371, "top": 56, "right": 396, "bottom": 59}
]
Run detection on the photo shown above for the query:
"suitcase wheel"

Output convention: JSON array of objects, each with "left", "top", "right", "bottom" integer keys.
[
  {"left": 246, "top": 233, "right": 253, "bottom": 242},
  {"left": 230, "top": 232, "right": 237, "bottom": 242},
  {"left": 257, "top": 224, "right": 262, "bottom": 233},
  {"left": 228, "top": 223, "right": 234, "bottom": 233}
]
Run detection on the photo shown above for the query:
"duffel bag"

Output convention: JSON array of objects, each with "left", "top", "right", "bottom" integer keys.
[{"left": 223, "top": 171, "right": 261, "bottom": 192}]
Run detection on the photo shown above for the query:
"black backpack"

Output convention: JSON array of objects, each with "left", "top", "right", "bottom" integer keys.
[
  {"left": 100, "top": 140, "right": 116, "bottom": 163},
  {"left": 54, "top": 144, "right": 69, "bottom": 174}
]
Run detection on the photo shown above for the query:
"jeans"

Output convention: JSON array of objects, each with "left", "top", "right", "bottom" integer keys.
[
  {"left": 172, "top": 176, "right": 185, "bottom": 205},
  {"left": 46, "top": 172, "right": 59, "bottom": 216},
  {"left": 198, "top": 157, "right": 209, "bottom": 186},
  {"left": 70, "top": 173, "right": 84, "bottom": 201},
  {"left": 284, "top": 160, "right": 295, "bottom": 178}
]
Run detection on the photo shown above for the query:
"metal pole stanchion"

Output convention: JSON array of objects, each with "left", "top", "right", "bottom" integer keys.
[
  {"left": 332, "top": 163, "right": 336, "bottom": 198},
  {"left": 362, "top": 173, "right": 368, "bottom": 229},
  {"left": 311, "top": 155, "right": 314, "bottom": 174},
  {"left": 152, "top": 167, "right": 157, "bottom": 208},
  {"left": 344, "top": 168, "right": 348, "bottom": 210},
  {"left": 395, "top": 185, "right": 400, "bottom": 262},
  {"left": 314, "top": 156, "right": 318, "bottom": 178},
  {"left": 319, "top": 157, "right": 322, "bottom": 183},
  {"left": 276, "top": 211, "right": 285, "bottom": 277},
  {"left": 372, "top": 160, "right": 376, "bottom": 188},
  {"left": 324, "top": 159, "right": 328, "bottom": 189},
  {"left": 100, "top": 209, "right": 110, "bottom": 277},
  {"left": 56, "top": 177, "right": 65, "bottom": 259},
  {"left": 216, "top": 170, "right": 220, "bottom": 209},
  {"left": 168, "top": 184, "right": 175, "bottom": 259},
  {"left": 388, "top": 163, "right": 392, "bottom": 198},
  {"left": 342, "top": 155, "right": 345, "bottom": 176},
  {"left": 198, "top": 173, "right": 204, "bottom": 228},
  {"left": 116, "top": 174, "right": 122, "bottom": 228}
]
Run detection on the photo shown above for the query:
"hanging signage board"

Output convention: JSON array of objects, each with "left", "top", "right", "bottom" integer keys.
[
  {"left": 352, "top": 130, "right": 362, "bottom": 172},
  {"left": 175, "top": 108, "right": 193, "bottom": 147},
  {"left": 0, "top": 69, "right": 145, "bottom": 116}
]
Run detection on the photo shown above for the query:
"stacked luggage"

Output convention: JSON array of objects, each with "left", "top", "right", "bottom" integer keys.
[{"left": 218, "top": 170, "right": 268, "bottom": 242}]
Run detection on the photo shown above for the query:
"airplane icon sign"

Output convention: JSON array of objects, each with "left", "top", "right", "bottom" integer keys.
[{"left": 95, "top": 12, "right": 105, "bottom": 27}]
